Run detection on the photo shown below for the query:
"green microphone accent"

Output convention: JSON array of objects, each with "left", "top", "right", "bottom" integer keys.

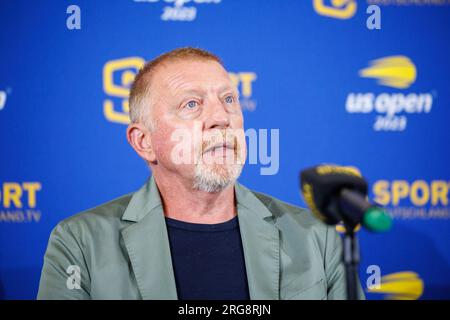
[{"left": 363, "top": 207, "right": 393, "bottom": 232}]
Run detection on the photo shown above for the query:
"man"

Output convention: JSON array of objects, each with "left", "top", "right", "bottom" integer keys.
[{"left": 37, "top": 47, "right": 363, "bottom": 300}]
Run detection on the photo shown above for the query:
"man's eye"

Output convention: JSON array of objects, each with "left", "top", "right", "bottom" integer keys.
[
  {"left": 185, "top": 100, "right": 198, "bottom": 109},
  {"left": 224, "top": 96, "right": 234, "bottom": 104}
]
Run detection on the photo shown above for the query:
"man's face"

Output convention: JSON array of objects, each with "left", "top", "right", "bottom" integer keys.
[{"left": 148, "top": 59, "right": 247, "bottom": 192}]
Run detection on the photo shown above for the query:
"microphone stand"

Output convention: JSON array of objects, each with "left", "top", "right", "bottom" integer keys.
[
  {"left": 324, "top": 197, "right": 361, "bottom": 300},
  {"left": 342, "top": 225, "right": 360, "bottom": 300},
  {"left": 337, "top": 189, "right": 365, "bottom": 300}
]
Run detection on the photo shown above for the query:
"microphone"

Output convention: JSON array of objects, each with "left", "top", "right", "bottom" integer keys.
[{"left": 300, "top": 165, "right": 392, "bottom": 233}]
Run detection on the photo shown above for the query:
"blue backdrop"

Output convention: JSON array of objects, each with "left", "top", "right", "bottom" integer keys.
[{"left": 1, "top": 0, "right": 449, "bottom": 299}]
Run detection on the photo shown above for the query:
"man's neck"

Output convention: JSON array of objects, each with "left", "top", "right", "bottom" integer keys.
[{"left": 152, "top": 171, "right": 237, "bottom": 224}]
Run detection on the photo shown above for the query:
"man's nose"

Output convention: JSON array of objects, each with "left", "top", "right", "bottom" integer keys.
[{"left": 203, "top": 97, "right": 230, "bottom": 130}]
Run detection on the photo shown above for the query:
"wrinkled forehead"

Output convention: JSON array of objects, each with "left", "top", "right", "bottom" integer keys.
[{"left": 152, "top": 59, "right": 236, "bottom": 97}]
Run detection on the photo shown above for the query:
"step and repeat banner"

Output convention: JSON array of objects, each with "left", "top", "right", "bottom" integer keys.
[{"left": 1, "top": 0, "right": 449, "bottom": 299}]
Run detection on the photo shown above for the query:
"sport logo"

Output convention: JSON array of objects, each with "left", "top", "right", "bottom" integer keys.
[
  {"left": 103, "top": 57, "right": 145, "bottom": 125},
  {"left": 228, "top": 72, "right": 257, "bottom": 112},
  {"left": 372, "top": 179, "right": 450, "bottom": 220},
  {"left": 346, "top": 55, "right": 435, "bottom": 132},
  {"left": 313, "top": 0, "right": 357, "bottom": 19},
  {"left": 0, "top": 182, "right": 42, "bottom": 223}
]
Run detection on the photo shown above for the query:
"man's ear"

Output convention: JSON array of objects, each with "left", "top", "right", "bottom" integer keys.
[{"left": 126, "top": 123, "right": 157, "bottom": 164}]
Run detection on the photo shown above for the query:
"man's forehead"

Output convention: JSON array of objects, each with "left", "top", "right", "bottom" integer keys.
[{"left": 155, "top": 59, "right": 234, "bottom": 93}]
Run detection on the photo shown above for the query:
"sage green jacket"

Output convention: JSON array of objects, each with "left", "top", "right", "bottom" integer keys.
[{"left": 37, "top": 176, "right": 364, "bottom": 300}]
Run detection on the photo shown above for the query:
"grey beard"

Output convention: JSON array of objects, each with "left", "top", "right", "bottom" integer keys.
[{"left": 192, "top": 162, "right": 244, "bottom": 193}]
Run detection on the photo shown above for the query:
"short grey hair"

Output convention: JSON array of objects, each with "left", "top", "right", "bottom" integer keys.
[{"left": 129, "top": 47, "right": 223, "bottom": 130}]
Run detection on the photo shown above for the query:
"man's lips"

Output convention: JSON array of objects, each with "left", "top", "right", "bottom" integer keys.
[{"left": 203, "top": 142, "right": 234, "bottom": 154}]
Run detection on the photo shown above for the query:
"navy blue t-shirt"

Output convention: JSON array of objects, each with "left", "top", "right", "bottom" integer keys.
[{"left": 165, "top": 215, "right": 250, "bottom": 300}]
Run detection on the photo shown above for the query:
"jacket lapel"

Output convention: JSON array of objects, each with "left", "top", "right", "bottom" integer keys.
[
  {"left": 120, "top": 177, "right": 178, "bottom": 300},
  {"left": 235, "top": 183, "right": 280, "bottom": 300},
  {"left": 119, "top": 176, "right": 280, "bottom": 300}
]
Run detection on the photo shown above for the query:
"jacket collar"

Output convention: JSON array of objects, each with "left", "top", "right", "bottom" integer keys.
[{"left": 121, "top": 176, "right": 280, "bottom": 300}]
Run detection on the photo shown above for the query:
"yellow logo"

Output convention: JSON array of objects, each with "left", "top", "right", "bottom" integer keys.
[
  {"left": 0, "top": 182, "right": 42, "bottom": 223},
  {"left": 367, "top": 271, "right": 424, "bottom": 300},
  {"left": 359, "top": 55, "right": 417, "bottom": 89},
  {"left": 229, "top": 72, "right": 257, "bottom": 111},
  {"left": 103, "top": 57, "right": 145, "bottom": 125},
  {"left": 373, "top": 180, "right": 449, "bottom": 207},
  {"left": 372, "top": 180, "right": 449, "bottom": 219},
  {"left": 228, "top": 72, "right": 257, "bottom": 98},
  {"left": 313, "top": 0, "right": 357, "bottom": 19},
  {"left": 1, "top": 182, "right": 41, "bottom": 208}
]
